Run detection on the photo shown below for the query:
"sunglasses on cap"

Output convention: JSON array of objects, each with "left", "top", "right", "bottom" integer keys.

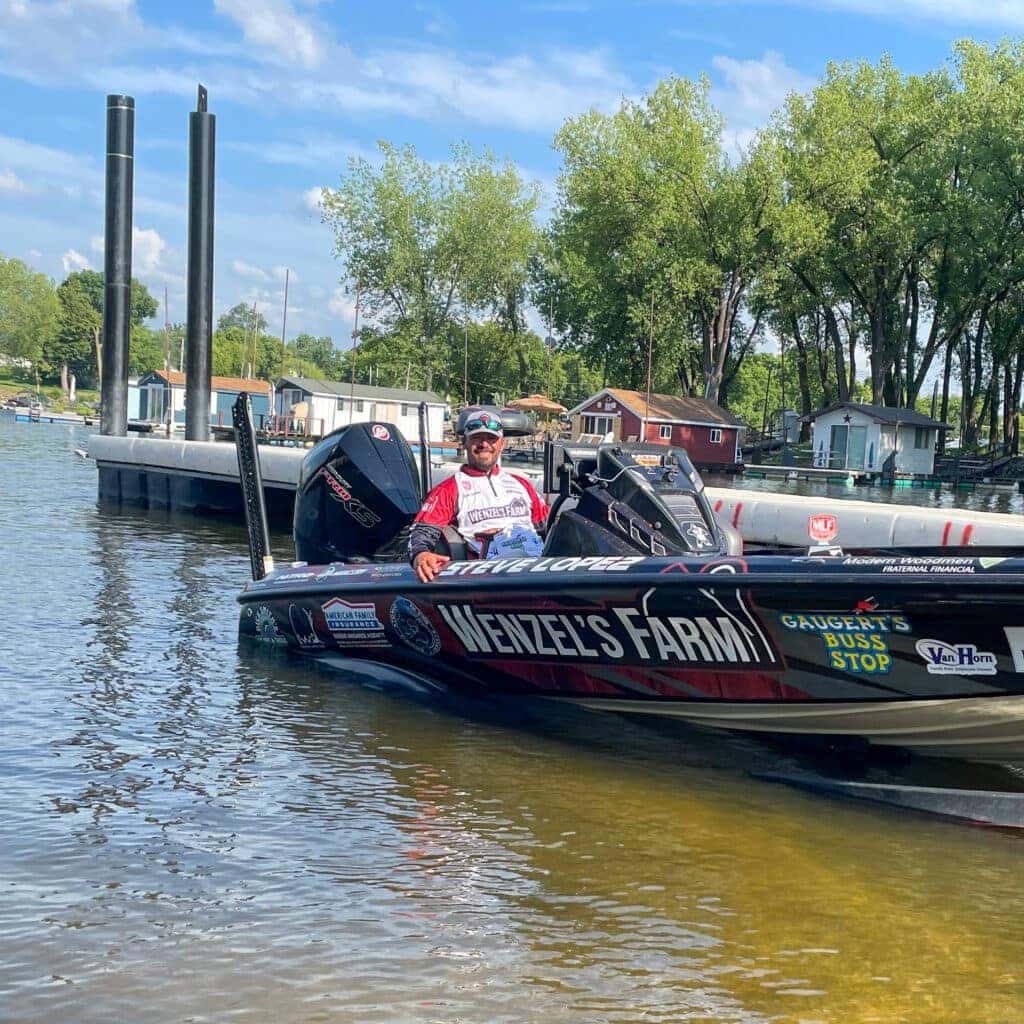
[{"left": 464, "top": 415, "right": 503, "bottom": 435}]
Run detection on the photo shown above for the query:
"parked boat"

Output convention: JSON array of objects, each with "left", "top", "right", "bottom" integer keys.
[{"left": 236, "top": 405, "right": 1024, "bottom": 766}]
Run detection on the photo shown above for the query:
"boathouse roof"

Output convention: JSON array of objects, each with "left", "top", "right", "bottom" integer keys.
[
  {"left": 143, "top": 370, "right": 271, "bottom": 394},
  {"left": 567, "top": 387, "right": 742, "bottom": 427},
  {"left": 276, "top": 376, "right": 443, "bottom": 405},
  {"left": 803, "top": 402, "right": 949, "bottom": 429}
]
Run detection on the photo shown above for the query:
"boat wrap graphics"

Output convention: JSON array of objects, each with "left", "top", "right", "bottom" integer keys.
[{"left": 239, "top": 553, "right": 1024, "bottom": 707}]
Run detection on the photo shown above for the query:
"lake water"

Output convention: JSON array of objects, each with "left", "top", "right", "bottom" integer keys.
[{"left": 2, "top": 415, "right": 1023, "bottom": 1023}]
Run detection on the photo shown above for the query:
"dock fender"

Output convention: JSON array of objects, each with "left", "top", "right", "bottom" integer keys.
[{"left": 715, "top": 513, "right": 743, "bottom": 555}]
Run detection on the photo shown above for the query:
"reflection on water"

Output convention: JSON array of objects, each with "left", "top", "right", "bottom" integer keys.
[{"left": 1, "top": 417, "right": 1023, "bottom": 1023}]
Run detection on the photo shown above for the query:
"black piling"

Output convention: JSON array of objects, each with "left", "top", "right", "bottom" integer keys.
[
  {"left": 100, "top": 94, "right": 134, "bottom": 437},
  {"left": 417, "top": 401, "right": 432, "bottom": 496},
  {"left": 233, "top": 392, "right": 274, "bottom": 579},
  {"left": 185, "top": 85, "right": 215, "bottom": 441}
]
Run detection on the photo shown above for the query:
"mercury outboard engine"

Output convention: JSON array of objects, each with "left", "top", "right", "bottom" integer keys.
[
  {"left": 294, "top": 422, "right": 422, "bottom": 563},
  {"left": 543, "top": 442, "right": 739, "bottom": 558}
]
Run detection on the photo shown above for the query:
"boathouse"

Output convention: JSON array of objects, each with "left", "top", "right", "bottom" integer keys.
[
  {"left": 137, "top": 370, "right": 271, "bottom": 428},
  {"left": 275, "top": 377, "right": 447, "bottom": 443},
  {"left": 566, "top": 388, "right": 743, "bottom": 470},
  {"left": 805, "top": 403, "right": 948, "bottom": 476}
]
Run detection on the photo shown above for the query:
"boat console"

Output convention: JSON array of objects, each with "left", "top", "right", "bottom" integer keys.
[
  {"left": 542, "top": 440, "right": 741, "bottom": 558},
  {"left": 291, "top": 421, "right": 739, "bottom": 566}
]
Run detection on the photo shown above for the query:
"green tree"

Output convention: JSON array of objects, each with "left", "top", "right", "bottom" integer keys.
[
  {"left": 212, "top": 326, "right": 248, "bottom": 378},
  {"left": 322, "top": 142, "right": 540, "bottom": 391},
  {"left": 0, "top": 254, "right": 59, "bottom": 367},
  {"left": 290, "top": 333, "right": 339, "bottom": 377},
  {"left": 48, "top": 277, "right": 101, "bottom": 388},
  {"left": 538, "top": 76, "right": 783, "bottom": 403},
  {"left": 61, "top": 268, "right": 159, "bottom": 326},
  {"left": 129, "top": 323, "right": 165, "bottom": 377},
  {"left": 218, "top": 302, "right": 268, "bottom": 335}
]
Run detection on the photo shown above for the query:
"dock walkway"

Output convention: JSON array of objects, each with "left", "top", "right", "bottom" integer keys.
[{"left": 87, "top": 434, "right": 1024, "bottom": 549}]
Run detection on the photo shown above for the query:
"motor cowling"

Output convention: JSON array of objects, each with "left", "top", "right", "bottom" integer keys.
[{"left": 293, "top": 422, "right": 422, "bottom": 563}]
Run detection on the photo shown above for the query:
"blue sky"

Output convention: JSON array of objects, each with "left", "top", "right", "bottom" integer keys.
[{"left": 0, "top": 0, "right": 1018, "bottom": 350}]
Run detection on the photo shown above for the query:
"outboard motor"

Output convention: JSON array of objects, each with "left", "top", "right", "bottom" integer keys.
[
  {"left": 294, "top": 422, "right": 422, "bottom": 564},
  {"left": 544, "top": 442, "right": 739, "bottom": 558}
]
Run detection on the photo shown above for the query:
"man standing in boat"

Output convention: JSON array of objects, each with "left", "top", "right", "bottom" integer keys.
[{"left": 409, "top": 412, "right": 549, "bottom": 582}]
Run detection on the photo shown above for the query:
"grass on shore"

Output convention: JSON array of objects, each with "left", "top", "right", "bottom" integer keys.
[{"left": 0, "top": 370, "right": 99, "bottom": 415}]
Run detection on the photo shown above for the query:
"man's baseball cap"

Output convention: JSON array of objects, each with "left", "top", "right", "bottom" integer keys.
[{"left": 463, "top": 412, "right": 503, "bottom": 439}]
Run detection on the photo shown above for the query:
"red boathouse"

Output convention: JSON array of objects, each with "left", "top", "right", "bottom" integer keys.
[{"left": 566, "top": 388, "right": 744, "bottom": 471}]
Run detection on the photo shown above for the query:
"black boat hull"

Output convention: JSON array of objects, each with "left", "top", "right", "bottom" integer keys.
[{"left": 238, "top": 552, "right": 1024, "bottom": 763}]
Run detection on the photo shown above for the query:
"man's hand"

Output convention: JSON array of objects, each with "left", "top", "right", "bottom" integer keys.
[{"left": 413, "top": 551, "right": 450, "bottom": 583}]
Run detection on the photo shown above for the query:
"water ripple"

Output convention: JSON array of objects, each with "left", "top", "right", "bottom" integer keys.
[{"left": 1, "top": 418, "right": 1022, "bottom": 1023}]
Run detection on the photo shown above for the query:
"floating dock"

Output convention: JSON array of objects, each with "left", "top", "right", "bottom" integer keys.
[
  {"left": 742, "top": 463, "right": 865, "bottom": 485},
  {"left": 87, "top": 434, "right": 1024, "bottom": 548}
]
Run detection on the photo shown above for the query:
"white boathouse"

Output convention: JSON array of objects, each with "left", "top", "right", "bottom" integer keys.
[
  {"left": 805, "top": 403, "right": 948, "bottom": 476},
  {"left": 275, "top": 376, "right": 447, "bottom": 443}
]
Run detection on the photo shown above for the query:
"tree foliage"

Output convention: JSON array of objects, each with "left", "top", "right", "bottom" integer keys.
[
  {"left": 0, "top": 254, "right": 59, "bottom": 366},
  {"left": 526, "top": 43, "right": 1024, "bottom": 452},
  {"left": 322, "top": 143, "right": 540, "bottom": 391},
  {"left": 61, "top": 269, "right": 158, "bottom": 326},
  {"left": 535, "top": 77, "right": 781, "bottom": 403}
]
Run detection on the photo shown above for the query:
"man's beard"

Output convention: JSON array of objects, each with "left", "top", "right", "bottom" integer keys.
[{"left": 467, "top": 448, "right": 498, "bottom": 472}]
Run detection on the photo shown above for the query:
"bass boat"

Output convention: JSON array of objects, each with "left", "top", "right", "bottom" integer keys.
[{"left": 234, "top": 398, "right": 1024, "bottom": 769}]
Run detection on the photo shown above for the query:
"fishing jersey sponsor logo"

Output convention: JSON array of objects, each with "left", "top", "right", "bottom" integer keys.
[
  {"left": 779, "top": 611, "right": 911, "bottom": 675},
  {"left": 452, "top": 469, "right": 537, "bottom": 538},
  {"left": 437, "top": 587, "right": 780, "bottom": 669},
  {"left": 465, "top": 496, "right": 530, "bottom": 526},
  {"left": 440, "top": 555, "right": 644, "bottom": 578},
  {"left": 371, "top": 424, "right": 390, "bottom": 441},
  {"left": 915, "top": 639, "right": 997, "bottom": 676},
  {"left": 321, "top": 597, "right": 388, "bottom": 647}
]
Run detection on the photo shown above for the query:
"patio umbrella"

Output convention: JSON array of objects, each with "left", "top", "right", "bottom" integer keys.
[{"left": 505, "top": 394, "right": 567, "bottom": 415}]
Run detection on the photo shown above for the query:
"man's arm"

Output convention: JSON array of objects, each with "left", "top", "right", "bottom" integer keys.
[{"left": 408, "top": 477, "right": 458, "bottom": 582}]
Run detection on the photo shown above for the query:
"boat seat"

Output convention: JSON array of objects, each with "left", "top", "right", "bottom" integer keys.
[{"left": 440, "top": 525, "right": 469, "bottom": 562}]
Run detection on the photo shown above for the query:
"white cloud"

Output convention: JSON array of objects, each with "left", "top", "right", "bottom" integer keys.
[
  {"left": 232, "top": 259, "right": 271, "bottom": 282},
  {"left": 672, "top": 0, "right": 1024, "bottom": 30},
  {"left": 711, "top": 51, "right": 812, "bottom": 154},
  {"left": 88, "top": 227, "right": 183, "bottom": 293},
  {"left": 61, "top": 249, "right": 93, "bottom": 274},
  {"left": 1, "top": 0, "right": 637, "bottom": 136},
  {"left": 302, "top": 186, "right": 325, "bottom": 213},
  {"left": 0, "top": 0, "right": 145, "bottom": 83},
  {"left": 328, "top": 286, "right": 356, "bottom": 322},
  {"left": 360, "top": 47, "right": 632, "bottom": 132},
  {"left": 27, "top": 248, "right": 42, "bottom": 261},
  {"left": 0, "top": 134, "right": 100, "bottom": 190},
  {"left": 213, "top": 0, "right": 328, "bottom": 70},
  {"left": 811, "top": 0, "right": 1024, "bottom": 29},
  {"left": 0, "top": 168, "right": 29, "bottom": 194},
  {"left": 132, "top": 227, "right": 168, "bottom": 275}
]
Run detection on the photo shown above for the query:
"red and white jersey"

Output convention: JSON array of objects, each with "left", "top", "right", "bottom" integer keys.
[{"left": 414, "top": 465, "right": 548, "bottom": 541}]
